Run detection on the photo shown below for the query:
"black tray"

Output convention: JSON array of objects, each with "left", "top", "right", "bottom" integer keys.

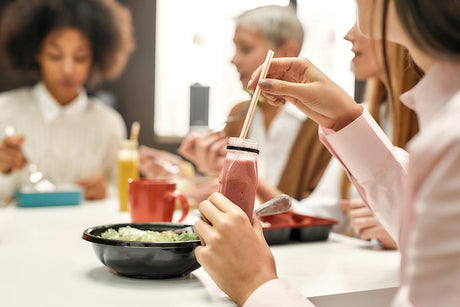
[{"left": 261, "top": 212, "right": 337, "bottom": 245}]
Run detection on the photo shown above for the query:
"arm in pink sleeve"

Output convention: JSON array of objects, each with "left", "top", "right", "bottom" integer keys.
[
  {"left": 396, "top": 138, "right": 460, "bottom": 306},
  {"left": 319, "top": 108, "right": 409, "bottom": 242},
  {"left": 244, "top": 279, "right": 314, "bottom": 307}
]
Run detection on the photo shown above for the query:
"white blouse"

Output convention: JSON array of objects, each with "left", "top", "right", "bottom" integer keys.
[
  {"left": 0, "top": 83, "right": 126, "bottom": 201},
  {"left": 249, "top": 103, "right": 307, "bottom": 187}
]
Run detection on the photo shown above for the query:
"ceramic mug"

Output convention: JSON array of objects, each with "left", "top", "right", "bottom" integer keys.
[{"left": 128, "top": 179, "right": 189, "bottom": 223}]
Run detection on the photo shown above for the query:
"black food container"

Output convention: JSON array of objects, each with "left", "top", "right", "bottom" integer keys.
[{"left": 82, "top": 223, "right": 201, "bottom": 278}]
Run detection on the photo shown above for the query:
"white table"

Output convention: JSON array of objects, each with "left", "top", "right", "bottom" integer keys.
[{"left": 0, "top": 196, "right": 400, "bottom": 307}]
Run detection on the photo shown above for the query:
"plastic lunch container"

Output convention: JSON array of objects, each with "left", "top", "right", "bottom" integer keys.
[
  {"left": 16, "top": 184, "right": 83, "bottom": 207},
  {"left": 261, "top": 212, "right": 337, "bottom": 245}
]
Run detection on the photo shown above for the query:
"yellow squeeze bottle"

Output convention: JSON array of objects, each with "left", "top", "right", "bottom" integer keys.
[{"left": 117, "top": 139, "right": 139, "bottom": 211}]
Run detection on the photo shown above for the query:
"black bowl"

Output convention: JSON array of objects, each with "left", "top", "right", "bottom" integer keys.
[{"left": 82, "top": 222, "right": 201, "bottom": 279}]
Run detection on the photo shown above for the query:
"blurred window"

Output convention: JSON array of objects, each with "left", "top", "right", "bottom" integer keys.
[{"left": 154, "top": 0, "right": 355, "bottom": 137}]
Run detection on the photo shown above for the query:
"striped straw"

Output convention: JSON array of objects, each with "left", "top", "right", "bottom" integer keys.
[{"left": 239, "top": 49, "right": 275, "bottom": 138}]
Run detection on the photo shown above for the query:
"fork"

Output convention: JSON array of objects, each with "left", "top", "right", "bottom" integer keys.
[{"left": 4, "top": 126, "right": 56, "bottom": 192}]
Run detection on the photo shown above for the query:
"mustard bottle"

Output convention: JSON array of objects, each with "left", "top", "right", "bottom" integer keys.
[{"left": 117, "top": 139, "right": 139, "bottom": 211}]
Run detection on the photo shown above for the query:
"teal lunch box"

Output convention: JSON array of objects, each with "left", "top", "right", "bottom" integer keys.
[{"left": 16, "top": 185, "right": 83, "bottom": 207}]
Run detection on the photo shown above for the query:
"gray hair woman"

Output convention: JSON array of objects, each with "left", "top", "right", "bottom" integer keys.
[{"left": 178, "top": 5, "right": 332, "bottom": 210}]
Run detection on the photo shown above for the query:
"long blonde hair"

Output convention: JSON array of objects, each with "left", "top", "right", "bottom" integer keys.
[{"left": 340, "top": 43, "right": 421, "bottom": 199}]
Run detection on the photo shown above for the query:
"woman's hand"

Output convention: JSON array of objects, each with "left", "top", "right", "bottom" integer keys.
[
  {"left": 178, "top": 132, "right": 200, "bottom": 162},
  {"left": 194, "top": 193, "right": 277, "bottom": 306},
  {"left": 248, "top": 57, "right": 362, "bottom": 131},
  {"left": 76, "top": 174, "right": 108, "bottom": 200},
  {"left": 139, "top": 146, "right": 183, "bottom": 178},
  {"left": 0, "top": 135, "right": 26, "bottom": 174},
  {"left": 346, "top": 199, "right": 398, "bottom": 250},
  {"left": 179, "top": 131, "right": 227, "bottom": 176}
]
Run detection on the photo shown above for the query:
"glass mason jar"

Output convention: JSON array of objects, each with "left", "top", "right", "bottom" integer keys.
[
  {"left": 219, "top": 137, "right": 259, "bottom": 222},
  {"left": 117, "top": 139, "right": 139, "bottom": 211}
]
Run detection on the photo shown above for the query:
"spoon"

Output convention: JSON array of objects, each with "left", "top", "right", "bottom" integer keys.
[
  {"left": 176, "top": 194, "right": 292, "bottom": 234},
  {"left": 4, "top": 126, "right": 56, "bottom": 192},
  {"left": 254, "top": 194, "right": 291, "bottom": 217}
]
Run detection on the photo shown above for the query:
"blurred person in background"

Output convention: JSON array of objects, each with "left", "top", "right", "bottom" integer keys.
[
  {"left": 293, "top": 23, "right": 420, "bottom": 248},
  {"left": 176, "top": 5, "right": 332, "bottom": 205},
  {"left": 0, "top": 0, "right": 135, "bottom": 201},
  {"left": 341, "top": 24, "right": 420, "bottom": 248}
]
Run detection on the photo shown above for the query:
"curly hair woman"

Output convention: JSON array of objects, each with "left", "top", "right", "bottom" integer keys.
[{"left": 0, "top": 0, "right": 135, "bottom": 201}]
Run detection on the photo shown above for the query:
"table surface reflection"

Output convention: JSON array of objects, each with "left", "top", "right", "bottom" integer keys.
[{"left": 0, "top": 194, "right": 400, "bottom": 307}]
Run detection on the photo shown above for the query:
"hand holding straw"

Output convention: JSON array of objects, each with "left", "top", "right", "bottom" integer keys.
[
  {"left": 239, "top": 49, "right": 274, "bottom": 138},
  {"left": 130, "top": 121, "right": 140, "bottom": 141}
]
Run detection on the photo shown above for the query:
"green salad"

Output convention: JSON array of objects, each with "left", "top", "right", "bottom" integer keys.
[{"left": 100, "top": 226, "right": 199, "bottom": 242}]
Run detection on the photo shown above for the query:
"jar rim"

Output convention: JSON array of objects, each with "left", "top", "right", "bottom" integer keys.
[
  {"left": 227, "top": 137, "right": 258, "bottom": 149},
  {"left": 226, "top": 145, "right": 259, "bottom": 154}
]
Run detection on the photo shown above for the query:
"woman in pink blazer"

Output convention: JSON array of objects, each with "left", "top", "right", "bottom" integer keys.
[{"left": 194, "top": 0, "right": 460, "bottom": 306}]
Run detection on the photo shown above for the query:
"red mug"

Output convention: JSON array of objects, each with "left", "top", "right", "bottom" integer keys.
[{"left": 128, "top": 179, "right": 189, "bottom": 223}]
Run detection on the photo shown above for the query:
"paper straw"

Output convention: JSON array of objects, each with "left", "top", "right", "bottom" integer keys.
[
  {"left": 239, "top": 49, "right": 274, "bottom": 138},
  {"left": 130, "top": 121, "right": 140, "bottom": 141}
]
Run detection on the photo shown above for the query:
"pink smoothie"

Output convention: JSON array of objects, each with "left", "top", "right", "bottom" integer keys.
[{"left": 219, "top": 158, "right": 258, "bottom": 221}]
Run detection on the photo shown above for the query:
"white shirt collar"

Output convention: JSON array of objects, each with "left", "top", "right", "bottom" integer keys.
[
  {"left": 32, "top": 82, "right": 89, "bottom": 123},
  {"left": 400, "top": 61, "right": 460, "bottom": 127}
]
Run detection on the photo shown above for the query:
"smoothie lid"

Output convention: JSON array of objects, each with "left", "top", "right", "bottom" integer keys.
[{"left": 227, "top": 137, "right": 259, "bottom": 154}]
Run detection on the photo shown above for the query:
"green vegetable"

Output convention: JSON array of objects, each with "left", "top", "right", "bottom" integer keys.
[{"left": 100, "top": 226, "right": 199, "bottom": 242}]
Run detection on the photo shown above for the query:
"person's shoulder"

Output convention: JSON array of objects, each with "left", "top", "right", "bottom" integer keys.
[
  {"left": 87, "top": 96, "right": 123, "bottom": 121},
  {"left": 87, "top": 96, "right": 126, "bottom": 136},
  {"left": 0, "top": 87, "right": 33, "bottom": 105},
  {"left": 229, "top": 100, "right": 250, "bottom": 115},
  {"left": 0, "top": 87, "right": 35, "bottom": 115}
]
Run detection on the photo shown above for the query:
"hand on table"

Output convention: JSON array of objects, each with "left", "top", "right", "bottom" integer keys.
[
  {"left": 0, "top": 134, "right": 26, "bottom": 174},
  {"left": 344, "top": 199, "right": 397, "bottom": 250},
  {"left": 179, "top": 131, "right": 227, "bottom": 176},
  {"left": 139, "top": 146, "right": 184, "bottom": 178},
  {"left": 248, "top": 57, "right": 362, "bottom": 131},
  {"left": 76, "top": 174, "right": 108, "bottom": 200},
  {"left": 194, "top": 192, "right": 277, "bottom": 306}
]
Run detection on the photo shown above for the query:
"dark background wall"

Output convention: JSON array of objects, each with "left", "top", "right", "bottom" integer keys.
[
  {"left": 102, "top": 0, "right": 172, "bottom": 151},
  {"left": 0, "top": 0, "right": 34, "bottom": 90}
]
